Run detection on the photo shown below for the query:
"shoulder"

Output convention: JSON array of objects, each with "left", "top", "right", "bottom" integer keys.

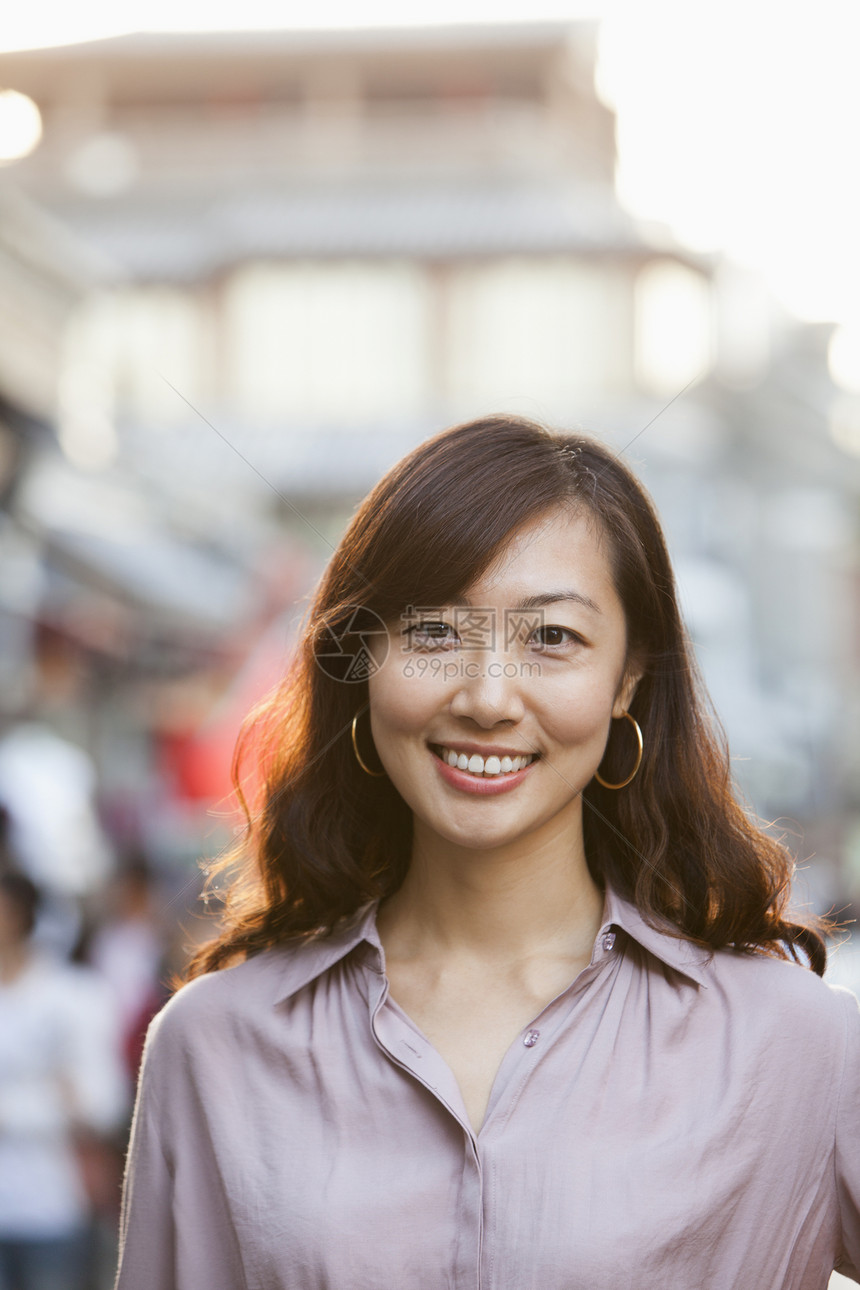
[
  {"left": 701, "top": 944, "right": 860, "bottom": 1056},
  {"left": 143, "top": 932, "right": 344, "bottom": 1062},
  {"left": 148, "top": 907, "right": 377, "bottom": 1063},
  {"left": 161, "top": 943, "right": 293, "bottom": 1012},
  {"left": 134, "top": 931, "right": 367, "bottom": 1121},
  {"left": 704, "top": 941, "right": 847, "bottom": 1003},
  {"left": 142, "top": 947, "right": 289, "bottom": 1059}
]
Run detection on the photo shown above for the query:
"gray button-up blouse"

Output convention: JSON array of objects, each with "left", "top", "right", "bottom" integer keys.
[{"left": 114, "top": 886, "right": 860, "bottom": 1289}]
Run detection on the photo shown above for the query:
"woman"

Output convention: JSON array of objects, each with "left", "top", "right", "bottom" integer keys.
[{"left": 115, "top": 415, "right": 859, "bottom": 1289}]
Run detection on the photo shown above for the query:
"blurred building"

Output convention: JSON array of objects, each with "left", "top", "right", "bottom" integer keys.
[
  {"left": 1, "top": 22, "right": 859, "bottom": 907},
  {"left": 1, "top": 24, "right": 652, "bottom": 493}
]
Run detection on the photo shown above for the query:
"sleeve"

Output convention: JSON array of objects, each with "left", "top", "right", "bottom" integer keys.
[
  {"left": 114, "top": 1014, "right": 176, "bottom": 1290},
  {"left": 834, "top": 985, "right": 860, "bottom": 1282},
  {"left": 113, "top": 980, "right": 250, "bottom": 1290}
]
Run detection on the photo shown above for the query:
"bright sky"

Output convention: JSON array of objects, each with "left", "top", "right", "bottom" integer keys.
[{"left": 2, "top": 0, "right": 860, "bottom": 339}]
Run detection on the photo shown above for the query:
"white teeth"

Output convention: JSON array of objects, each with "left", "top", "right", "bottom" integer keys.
[{"left": 437, "top": 747, "right": 535, "bottom": 777}]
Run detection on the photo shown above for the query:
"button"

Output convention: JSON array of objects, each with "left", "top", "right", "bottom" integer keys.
[
  {"left": 602, "top": 931, "right": 616, "bottom": 952},
  {"left": 523, "top": 1028, "right": 540, "bottom": 1048}
]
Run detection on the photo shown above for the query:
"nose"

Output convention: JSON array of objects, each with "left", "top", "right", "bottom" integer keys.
[{"left": 448, "top": 651, "right": 526, "bottom": 728}]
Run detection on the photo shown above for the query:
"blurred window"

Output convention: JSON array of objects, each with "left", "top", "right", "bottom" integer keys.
[
  {"left": 113, "top": 289, "right": 207, "bottom": 423},
  {"left": 444, "top": 257, "right": 632, "bottom": 414},
  {"left": 63, "top": 289, "right": 207, "bottom": 432},
  {"left": 223, "top": 260, "right": 430, "bottom": 424},
  {"left": 634, "top": 259, "right": 712, "bottom": 395}
]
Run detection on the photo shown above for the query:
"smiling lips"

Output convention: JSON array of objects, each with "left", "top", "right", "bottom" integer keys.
[{"left": 430, "top": 744, "right": 539, "bottom": 778}]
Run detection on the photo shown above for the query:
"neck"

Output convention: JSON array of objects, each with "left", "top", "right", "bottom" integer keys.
[{"left": 378, "top": 818, "right": 604, "bottom": 968}]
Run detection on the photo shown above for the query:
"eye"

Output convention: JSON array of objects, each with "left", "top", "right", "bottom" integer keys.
[
  {"left": 405, "top": 620, "right": 459, "bottom": 650},
  {"left": 530, "top": 624, "right": 584, "bottom": 649}
]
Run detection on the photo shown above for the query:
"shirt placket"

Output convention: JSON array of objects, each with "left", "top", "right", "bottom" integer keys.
[
  {"left": 368, "top": 970, "right": 485, "bottom": 1289},
  {"left": 478, "top": 927, "right": 622, "bottom": 1290},
  {"left": 479, "top": 926, "right": 621, "bottom": 1135},
  {"left": 361, "top": 926, "right": 623, "bottom": 1290}
]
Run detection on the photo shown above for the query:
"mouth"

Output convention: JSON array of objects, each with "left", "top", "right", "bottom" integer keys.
[{"left": 429, "top": 744, "right": 540, "bottom": 779}]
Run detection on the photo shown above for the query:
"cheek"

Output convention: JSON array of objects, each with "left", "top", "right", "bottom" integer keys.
[
  {"left": 368, "top": 666, "right": 443, "bottom": 739},
  {"left": 537, "top": 675, "right": 618, "bottom": 742}
]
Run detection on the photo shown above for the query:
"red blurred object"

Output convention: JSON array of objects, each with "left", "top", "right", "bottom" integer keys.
[{"left": 158, "top": 728, "right": 236, "bottom": 804}]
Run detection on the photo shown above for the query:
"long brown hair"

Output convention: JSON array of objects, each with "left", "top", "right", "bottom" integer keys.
[{"left": 187, "top": 414, "right": 827, "bottom": 979}]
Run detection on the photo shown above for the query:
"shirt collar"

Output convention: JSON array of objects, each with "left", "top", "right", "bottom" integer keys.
[
  {"left": 270, "top": 885, "right": 711, "bottom": 1004},
  {"left": 270, "top": 902, "right": 382, "bottom": 1005},
  {"left": 600, "top": 886, "right": 712, "bottom": 987}
]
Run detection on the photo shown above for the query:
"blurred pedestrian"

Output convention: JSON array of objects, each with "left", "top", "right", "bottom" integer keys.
[
  {"left": 0, "top": 872, "right": 125, "bottom": 1290},
  {"left": 88, "top": 856, "right": 169, "bottom": 1094}
]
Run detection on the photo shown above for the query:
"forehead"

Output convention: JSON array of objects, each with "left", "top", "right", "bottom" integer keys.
[{"left": 465, "top": 505, "right": 619, "bottom": 605}]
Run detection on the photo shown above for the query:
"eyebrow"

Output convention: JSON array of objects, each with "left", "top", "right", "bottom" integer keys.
[{"left": 455, "top": 590, "right": 602, "bottom": 614}]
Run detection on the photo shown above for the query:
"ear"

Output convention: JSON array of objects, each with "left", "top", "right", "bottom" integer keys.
[{"left": 612, "top": 662, "right": 642, "bottom": 719}]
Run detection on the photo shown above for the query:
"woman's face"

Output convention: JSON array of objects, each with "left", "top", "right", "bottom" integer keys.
[{"left": 367, "top": 504, "right": 640, "bottom": 858}]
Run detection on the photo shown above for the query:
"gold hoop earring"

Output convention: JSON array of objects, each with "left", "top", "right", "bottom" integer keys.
[
  {"left": 350, "top": 712, "right": 386, "bottom": 778},
  {"left": 594, "top": 711, "right": 643, "bottom": 790}
]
